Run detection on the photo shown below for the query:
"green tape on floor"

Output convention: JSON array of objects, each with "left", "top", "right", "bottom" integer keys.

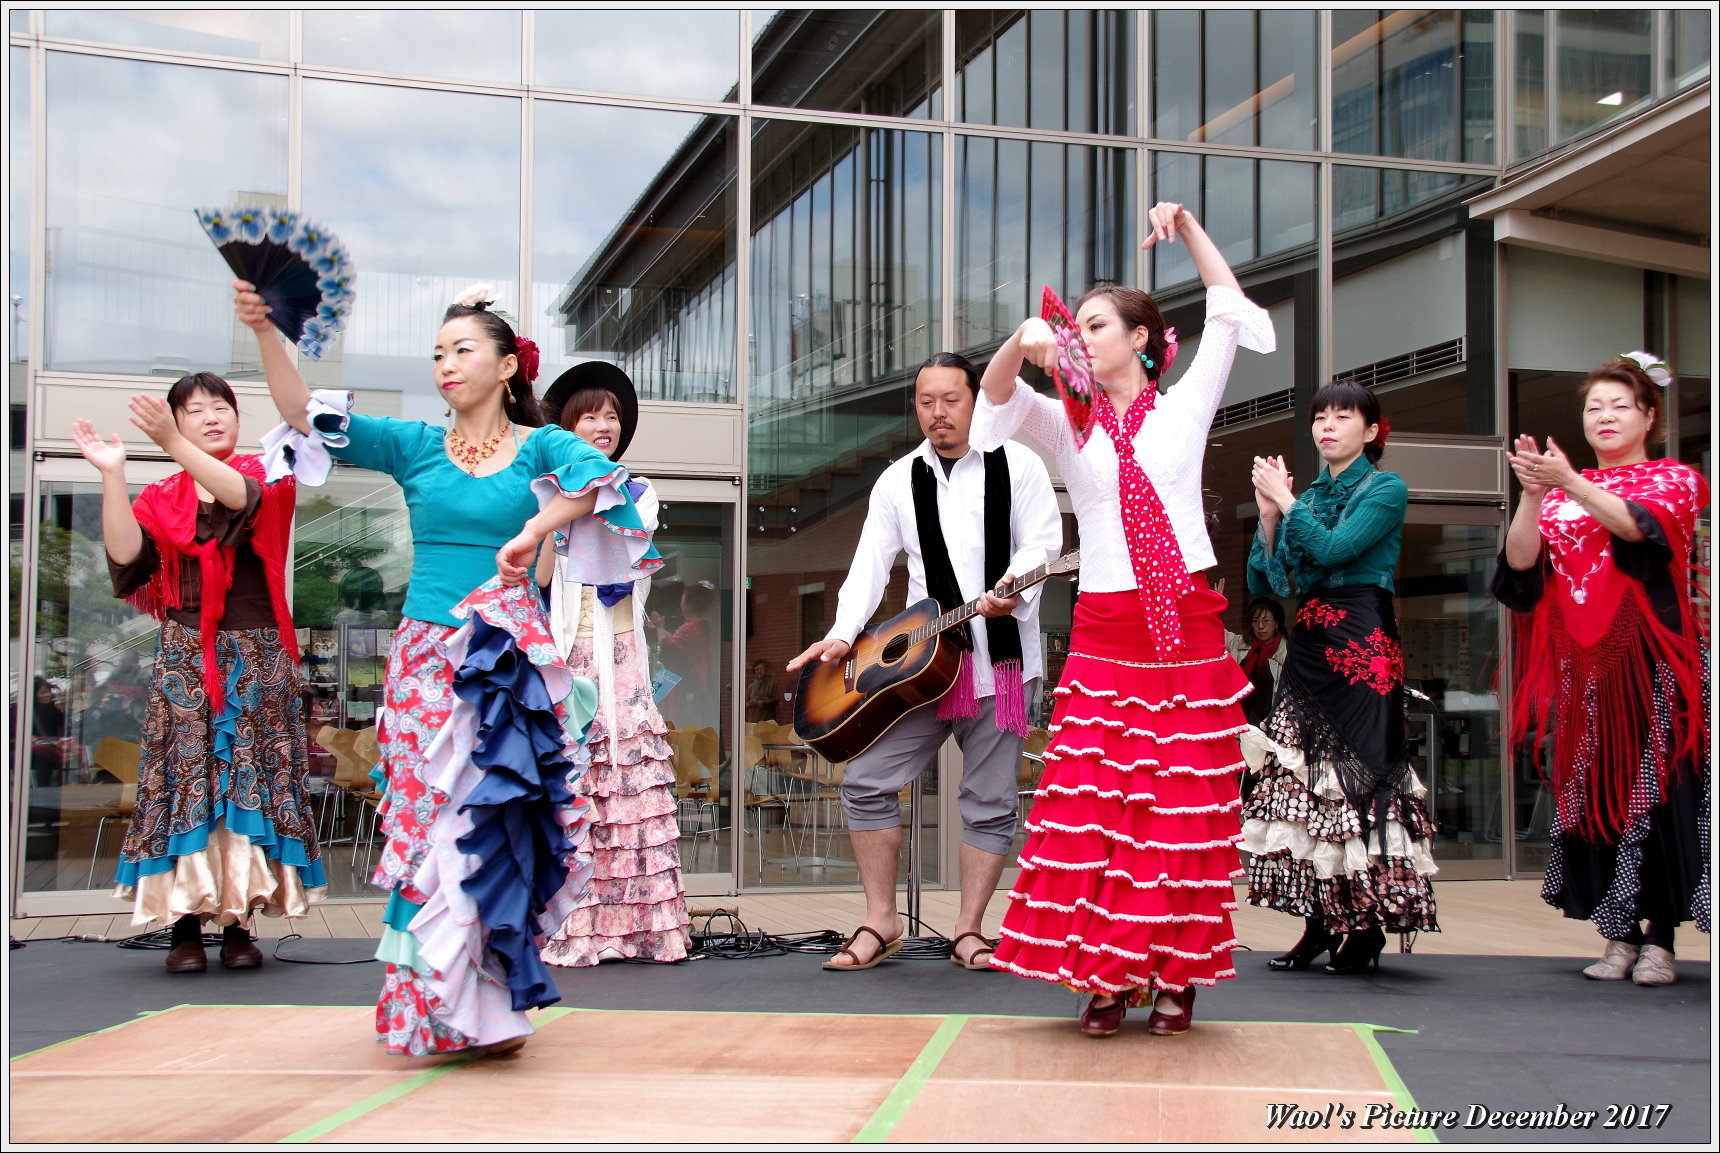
[
  {"left": 278, "top": 1058, "right": 468, "bottom": 1143},
  {"left": 279, "top": 1007, "right": 577, "bottom": 1143},
  {"left": 1352, "top": 1023, "right": 1439, "bottom": 1144},
  {"left": 852, "top": 1014, "right": 967, "bottom": 1143}
]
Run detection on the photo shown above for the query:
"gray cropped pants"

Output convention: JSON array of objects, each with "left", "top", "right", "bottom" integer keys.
[{"left": 838, "top": 681, "right": 1037, "bottom": 857}]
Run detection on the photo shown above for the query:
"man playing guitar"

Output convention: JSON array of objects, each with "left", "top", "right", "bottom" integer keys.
[{"left": 787, "top": 352, "right": 1062, "bottom": 971}]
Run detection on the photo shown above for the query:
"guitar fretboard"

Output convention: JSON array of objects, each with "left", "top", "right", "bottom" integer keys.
[{"left": 905, "top": 551, "right": 1077, "bottom": 649}]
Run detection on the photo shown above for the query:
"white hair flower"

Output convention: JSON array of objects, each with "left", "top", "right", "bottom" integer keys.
[
  {"left": 1620, "top": 350, "right": 1673, "bottom": 387},
  {"left": 454, "top": 282, "right": 496, "bottom": 310}
]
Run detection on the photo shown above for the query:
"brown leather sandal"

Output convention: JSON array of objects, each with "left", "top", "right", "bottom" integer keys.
[
  {"left": 821, "top": 925, "right": 904, "bottom": 971},
  {"left": 948, "top": 931, "right": 997, "bottom": 970}
]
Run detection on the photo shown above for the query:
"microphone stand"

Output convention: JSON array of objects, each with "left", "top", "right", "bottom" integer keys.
[{"left": 902, "top": 771, "right": 949, "bottom": 951}]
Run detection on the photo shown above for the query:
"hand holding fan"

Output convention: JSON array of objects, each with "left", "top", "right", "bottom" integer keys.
[
  {"left": 196, "top": 206, "right": 355, "bottom": 361},
  {"left": 1040, "top": 285, "right": 1098, "bottom": 450}
]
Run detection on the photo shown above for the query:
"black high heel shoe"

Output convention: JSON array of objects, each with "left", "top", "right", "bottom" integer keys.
[
  {"left": 1266, "top": 920, "right": 1341, "bottom": 971},
  {"left": 1324, "top": 927, "right": 1387, "bottom": 975}
]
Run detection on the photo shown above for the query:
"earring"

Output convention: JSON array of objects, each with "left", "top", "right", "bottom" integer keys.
[
  {"left": 1137, "top": 349, "right": 1155, "bottom": 371},
  {"left": 504, "top": 381, "right": 516, "bottom": 404},
  {"left": 444, "top": 405, "right": 452, "bottom": 419}
]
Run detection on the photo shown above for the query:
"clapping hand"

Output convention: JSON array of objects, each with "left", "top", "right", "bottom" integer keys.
[
  {"left": 71, "top": 420, "right": 126, "bottom": 474},
  {"left": 1252, "top": 454, "right": 1294, "bottom": 515},
  {"left": 1505, "top": 434, "right": 1578, "bottom": 496},
  {"left": 128, "top": 394, "right": 181, "bottom": 451}
]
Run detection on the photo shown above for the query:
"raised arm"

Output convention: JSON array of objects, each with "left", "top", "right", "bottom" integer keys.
[
  {"left": 126, "top": 394, "right": 248, "bottom": 511},
  {"left": 71, "top": 420, "right": 144, "bottom": 565},
  {"left": 1142, "top": 202, "right": 1241, "bottom": 293},
  {"left": 981, "top": 318, "right": 1060, "bottom": 408},
  {"left": 234, "top": 279, "right": 313, "bottom": 433}
]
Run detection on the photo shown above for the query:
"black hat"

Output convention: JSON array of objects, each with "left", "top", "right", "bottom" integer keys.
[{"left": 541, "top": 361, "right": 639, "bottom": 460}]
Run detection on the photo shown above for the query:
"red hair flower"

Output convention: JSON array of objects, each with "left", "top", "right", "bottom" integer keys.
[
  {"left": 1374, "top": 416, "right": 1391, "bottom": 449},
  {"left": 514, "top": 337, "right": 541, "bottom": 386}
]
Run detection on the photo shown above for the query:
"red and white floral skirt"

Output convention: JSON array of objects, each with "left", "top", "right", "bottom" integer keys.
[{"left": 990, "top": 584, "right": 1251, "bottom": 1000}]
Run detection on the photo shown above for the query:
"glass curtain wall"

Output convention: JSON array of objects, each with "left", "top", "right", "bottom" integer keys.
[
  {"left": 1515, "top": 9, "right": 1709, "bottom": 159},
  {"left": 744, "top": 119, "right": 942, "bottom": 885},
  {"left": 10, "top": 43, "right": 31, "bottom": 684},
  {"left": 10, "top": 11, "right": 1711, "bottom": 902}
]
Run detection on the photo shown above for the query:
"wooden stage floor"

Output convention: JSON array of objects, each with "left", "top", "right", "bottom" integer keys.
[{"left": 11, "top": 1004, "right": 1424, "bottom": 1144}]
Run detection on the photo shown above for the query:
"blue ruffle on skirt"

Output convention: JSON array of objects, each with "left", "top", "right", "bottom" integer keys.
[{"left": 452, "top": 617, "right": 579, "bottom": 1013}]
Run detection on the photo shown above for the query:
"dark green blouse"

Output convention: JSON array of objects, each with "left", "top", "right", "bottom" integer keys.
[{"left": 1247, "top": 456, "right": 1407, "bottom": 597}]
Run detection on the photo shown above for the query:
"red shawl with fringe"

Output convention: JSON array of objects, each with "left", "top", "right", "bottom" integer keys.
[
  {"left": 127, "top": 454, "right": 297, "bottom": 712},
  {"left": 1507, "top": 458, "right": 1709, "bottom": 843}
]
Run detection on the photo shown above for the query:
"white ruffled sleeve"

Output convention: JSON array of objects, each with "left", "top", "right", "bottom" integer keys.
[
  {"left": 1161, "top": 286, "right": 1276, "bottom": 425},
  {"left": 259, "top": 389, "right": 354, "bottom": 485}
]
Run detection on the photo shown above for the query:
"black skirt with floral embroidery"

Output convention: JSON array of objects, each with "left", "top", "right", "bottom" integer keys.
[{"left": 1239, "top": 584, "right": 1439, "bottom": 933}]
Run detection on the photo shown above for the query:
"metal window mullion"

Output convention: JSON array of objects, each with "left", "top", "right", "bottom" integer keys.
[
  {"left": 518, "top": 92, "right": 532, "bottom": 341},
  {"left": 520, "top": 8, "right": 532, "bottom": 89},
  {"left": 1544, "top": 12, "right": 1560, "bottom": 148},
  {"left": 23, "top": 34, "right": 292, "bottom": 76},
  {"left": 1493, "top": 240, "right": 1515, "bottom": 873},
  {"left": 940, "top": 8, "right": 955, "bottom": 358},
  {"left": 12, "top": 34, "right": 50, "bottom": 909},
  {"left": 1651, "top": 9, "right": 1664, "bottom": 100},
  {"left": 1498, "top": 9, "right": 1515, "bottom": 169},
  {"left": 1316, "top": 10, "right": 1333, "bottom": 388},
  {"left": 1136, "top": 7, "right": 1150, "bottom": 141},
  {"left": 287, "top": 12, "right": 302, "bottom": 211},
  {"left": 1137, "top": 10, "right": 1152, "bottom": 289},
  {"left": 738, "top": 9, "right": 753, "bottom": 106}
]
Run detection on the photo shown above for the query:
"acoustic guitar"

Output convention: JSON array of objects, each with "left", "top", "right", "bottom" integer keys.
[{"left": 793, "top": 550, "right": 1080, "bottom": 763}]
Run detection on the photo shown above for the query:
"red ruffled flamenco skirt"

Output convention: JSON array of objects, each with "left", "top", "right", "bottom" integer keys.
[{"left": 990, "top": 585, "right": 1251, "bottom": 1001}]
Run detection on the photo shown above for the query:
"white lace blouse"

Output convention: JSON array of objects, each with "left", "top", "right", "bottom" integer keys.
[{"left": 971, "top": 285, "right": 1275, "bottom": 591}]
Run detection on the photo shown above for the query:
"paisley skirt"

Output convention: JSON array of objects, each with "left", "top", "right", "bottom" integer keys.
[{"left": 114, "top": 621, "right": 324, "bottom": 925}]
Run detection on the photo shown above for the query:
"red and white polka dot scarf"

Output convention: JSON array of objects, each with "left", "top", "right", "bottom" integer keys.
[{"left": 1093, "top": 391, "right": 1193, "bottom": 652}]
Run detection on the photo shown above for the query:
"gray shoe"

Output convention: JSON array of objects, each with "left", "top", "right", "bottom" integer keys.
[
  {"left": 1582, "top": 940, "right": 1639, "bottom": 980},
  {"left": 1631, "top": 944, "right": 1677, "bottom": 986}
]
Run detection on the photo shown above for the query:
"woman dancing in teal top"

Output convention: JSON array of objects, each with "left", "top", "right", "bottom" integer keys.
[
  {"left": 236, "top": 280, "right": 658, "bottom": 1056},
  {"left": 1238, "top": 381, "right": 1438, "bottom": 976}
]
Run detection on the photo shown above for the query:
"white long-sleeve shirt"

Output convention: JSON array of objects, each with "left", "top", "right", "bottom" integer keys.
[
  {"left": 824, "top": 439, "right": 1063, "bottom": 697},
  {"left": 971, "top": 285, "right": 1274, "bottom": 590}
]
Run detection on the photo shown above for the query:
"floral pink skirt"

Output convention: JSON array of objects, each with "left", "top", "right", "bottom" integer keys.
[{"left": 541, "top": 630, "right": 690, "bottom": 966}]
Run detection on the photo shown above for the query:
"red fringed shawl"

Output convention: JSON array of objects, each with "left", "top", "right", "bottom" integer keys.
[
  {"left": 127, "top": 454, "right": 298, "bottom": 712},
  {"left": 1507, "top": 458, "right": 1709, "bottom": 843}
]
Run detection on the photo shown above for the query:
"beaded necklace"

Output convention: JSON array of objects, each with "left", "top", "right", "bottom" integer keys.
[{"left": 446, "top": 422, "right": 512, "bottom": 475}]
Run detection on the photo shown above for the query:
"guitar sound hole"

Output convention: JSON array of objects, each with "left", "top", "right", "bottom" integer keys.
[{"left": 879, "top": 634, "right": 912, "bottom": 664}]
